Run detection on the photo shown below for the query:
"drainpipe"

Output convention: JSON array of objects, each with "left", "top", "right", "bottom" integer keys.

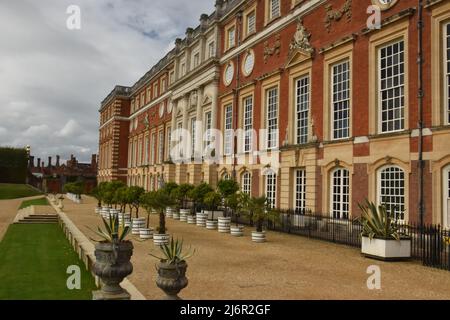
[
  {"left": 232, "top": 10, "right": 243, "bottom": 181},
  {"left": 417, "top": 0, "right": 425, "bottom": 228}
]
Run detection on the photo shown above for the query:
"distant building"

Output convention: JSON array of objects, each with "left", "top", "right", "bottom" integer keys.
[{"left": 28, "top": 154, "right": 98, "bottom": 194}]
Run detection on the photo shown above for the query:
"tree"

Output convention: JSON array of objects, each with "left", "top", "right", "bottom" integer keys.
[
  {"left": 217, "top": 179, "right": 240, "bottom": 216},
  {"left": 243, "top": 196, "right": 280, "bottom": 233},
  {"left": 126, "top": 186, "right": 145, "bottom": 218},
  {"left": 114, "top": 186, "right": 129, "bottom": 213},
  {"left": 141, "top": 190, "right": 176, "bottom": 234},
  {"left": 188, "top": 183, "right": 213, "bottom": 214},
  {"left": 173, "top": 184, "right": 195, "bottom": 210},
  {"left": 226, "top": 192, "right": 250, "bottom": 226},
  {"left": 90, "top": 186, "right": 102, "bottom": 208},
  {"left": 204, "top": 191, "right": 222, "bottom": 221}
]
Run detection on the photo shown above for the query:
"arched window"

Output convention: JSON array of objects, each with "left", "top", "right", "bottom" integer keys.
[
  {"left": 265, "top": 172, "right": 277, "bottom": 209},
  {"left": 444, "top": 165, "right": 450, "bottom": 228},
  {"left": 222, "top": 172, "right": 231, "bottom": 181},
  {"left": 378, "top": 165, "right": 405, "bottom": 221},
  {"left": 331, "top": 168, "right": 350, "bottom": 220},
  {"left": 242, "top": 172, "right": 252, "bottom": 195}
]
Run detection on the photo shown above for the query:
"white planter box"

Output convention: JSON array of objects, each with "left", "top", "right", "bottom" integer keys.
[{"left": 361, "top": 237, "right": 411, "bottom": 260}]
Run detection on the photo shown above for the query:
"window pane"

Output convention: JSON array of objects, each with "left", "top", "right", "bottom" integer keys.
[
  {"left": 296, "top": 76, "right": 309, "bottom": 145},
  {"left": 379, "top": 166, "right": 405, "bottom": 220},
  {"left": 331, "top": 169, "right": 350, "bottom": 220},
  {"left": 267, "top": 88, "right": 278, "bottom": 149},
  {"left": 332, "top": 60, "right": 351, "bottom": 140},
  {"left": 224, "top": 105, "right": 233, "bottom": 155},
  {"left": 295, "top": 169, "right": 306, "bottom": 214},
  {"left": 379, "top": 40, "right": 405, "bottom": 133},
  {"left": 244, "top": 96, "right": 253, "bottom": 152}
]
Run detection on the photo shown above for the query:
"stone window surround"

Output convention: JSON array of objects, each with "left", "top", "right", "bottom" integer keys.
[
  {"left": 224, "top": 21, "right": 237, "bottom": 52},
  {"left": 243, "top": 3, "right": 257, "bottom": 39},
  {"left": 431, "top": 2, "right": 450, "bottom": 126},
  {"left": 260, "top": 74, "right": 281, "bottom": 151},
  {"left": 323, "top": 42, "right": 353, "bottom": 142},
  {"left": 368, "top": 20, "right": 409, "bottom": 136}
]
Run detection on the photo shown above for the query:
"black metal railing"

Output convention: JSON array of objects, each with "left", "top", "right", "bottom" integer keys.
[{"left": 229, "top": 208, "right": 450, "bottom": 271}]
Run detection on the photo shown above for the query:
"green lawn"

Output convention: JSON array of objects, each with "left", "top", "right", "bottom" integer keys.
[
  {"left": 0, "top": 184, "right": 42, "bottom": 200},
  {"left": 19, "top": 197, "right": 49, "bottom": 209},
  {"left": 0, "top": 224, "right": 97, "bottom": 300}
]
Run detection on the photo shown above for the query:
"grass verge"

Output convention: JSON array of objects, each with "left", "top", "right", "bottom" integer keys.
[
  {"left": 0, "top": 224, "right": 97, "bottom": 300},
  {"left": 19, "top": 197, "right": 49, "bottom": 210},
  {"left": 0, "top": 184, "right": 42, "bottom": 200}
]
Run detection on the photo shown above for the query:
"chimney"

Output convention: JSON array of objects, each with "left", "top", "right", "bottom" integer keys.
[
  {"left": 37, "top": 158, "right": 41, "bottom": 168},
  {"left": 215, "top": 0, "right": 224, "bottom": 18},
  {"left": 200, "top": 14, "right": 209, "bottom": 30},
  {"left": 56, "top": 155, "right": 60, "bottom": 167},
  {"left": 48, "top": 156, "right": 52, "bottom": 168},
  {"left": 29, "top": 156, "right": 34, "bottom": 168}
]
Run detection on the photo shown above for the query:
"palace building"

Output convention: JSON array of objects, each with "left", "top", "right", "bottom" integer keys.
[{"left": 98, "top": 0, "right": 450, "bottom": 226}]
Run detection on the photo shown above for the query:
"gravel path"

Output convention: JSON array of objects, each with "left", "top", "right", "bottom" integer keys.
[{"left": 61, "top": 195, "right": 450, "bottom": 300}]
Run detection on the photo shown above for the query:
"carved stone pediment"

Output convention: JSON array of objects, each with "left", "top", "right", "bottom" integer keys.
[
  {"left": 289, "top": 19, "right": 314, "bottom": 56},
  {"left": 202, "top": 94, "right": 212, "bottom": 106}
]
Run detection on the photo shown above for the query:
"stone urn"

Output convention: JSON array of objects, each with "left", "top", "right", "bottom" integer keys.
[
  {"left": 156, "top": 261, "right": 188, "bottom": 300},
  {"left": 93, "top": 241, "right": 134, "bottom": 300}
]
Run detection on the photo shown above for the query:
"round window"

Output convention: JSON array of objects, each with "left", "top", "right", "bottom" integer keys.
[
  {"left": 224, "top": 62, "right": 234, "bottom": 86},
  {"left": 371, "top": 0, "right": 398, "bottom": 11},
  {"left": 243, "top": 51, "right": 255, "bottom": 76}
]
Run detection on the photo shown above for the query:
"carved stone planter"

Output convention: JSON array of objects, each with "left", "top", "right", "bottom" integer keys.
[
  {"left": 93, "top": 241, "right": 133, "bottom": 300},
  {"left": 156, "top": 261, "right": 188, "bottom": 300}
]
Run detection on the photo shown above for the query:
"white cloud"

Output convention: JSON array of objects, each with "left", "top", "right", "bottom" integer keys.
[{"left": 0, "top": 0, "right": 213, "bottom": 162}]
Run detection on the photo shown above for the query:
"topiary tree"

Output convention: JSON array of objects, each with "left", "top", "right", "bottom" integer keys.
[{"left": 188, "top": 183, "right": 213, "bottom": 215}]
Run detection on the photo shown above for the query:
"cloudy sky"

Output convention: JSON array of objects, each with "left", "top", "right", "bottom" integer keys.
[{"left": 0, "top": 0, "right": 212, "bottom": 163}]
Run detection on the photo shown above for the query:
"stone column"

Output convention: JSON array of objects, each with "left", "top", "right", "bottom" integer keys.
[{"left": 195, "top": 86, "right": 204, "bottom": 159}]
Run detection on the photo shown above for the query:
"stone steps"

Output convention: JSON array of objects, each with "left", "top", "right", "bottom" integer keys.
[{"left": 15, "top": 215, "right": 59, "bottom": 224}]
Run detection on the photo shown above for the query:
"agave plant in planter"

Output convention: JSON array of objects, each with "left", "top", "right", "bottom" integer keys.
[
  {"left": 89, "top": 214, "right": 133, "bottom": 300},
  {"left": 359, "top": 200, "right": 411, "bottom": 261},
  {"left": 150, "top": 237, "right": 195, "bottom": 300},
  {"left": 243, "top": 196, "right": 280, "bottom": 243}
]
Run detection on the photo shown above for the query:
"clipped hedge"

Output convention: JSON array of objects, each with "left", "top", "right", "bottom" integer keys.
[{"left": 0, "top": 147, "right": 28, "bottom": 184}]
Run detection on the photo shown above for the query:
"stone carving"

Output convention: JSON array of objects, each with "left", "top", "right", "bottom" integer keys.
[
  {"left": 309, "top": 117, "right": 318, "bottom": 143},
  {"left": 334, "top": 159, "right": 341, "bottom": 167},
  {"left": 190, "top": 91, "right": 198, "bottom": 108},
  {"left": 143, "top": 114, "right": 150, "bottom": 129},
  {"left": 289, "top": 19, "right": 314, "bottom": 55},
  {"left": 263, "top": 34, "right": 281, "bottom": 63},
  {"left": 324, "top": 0, "right": 352, "bottom": 33}
]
